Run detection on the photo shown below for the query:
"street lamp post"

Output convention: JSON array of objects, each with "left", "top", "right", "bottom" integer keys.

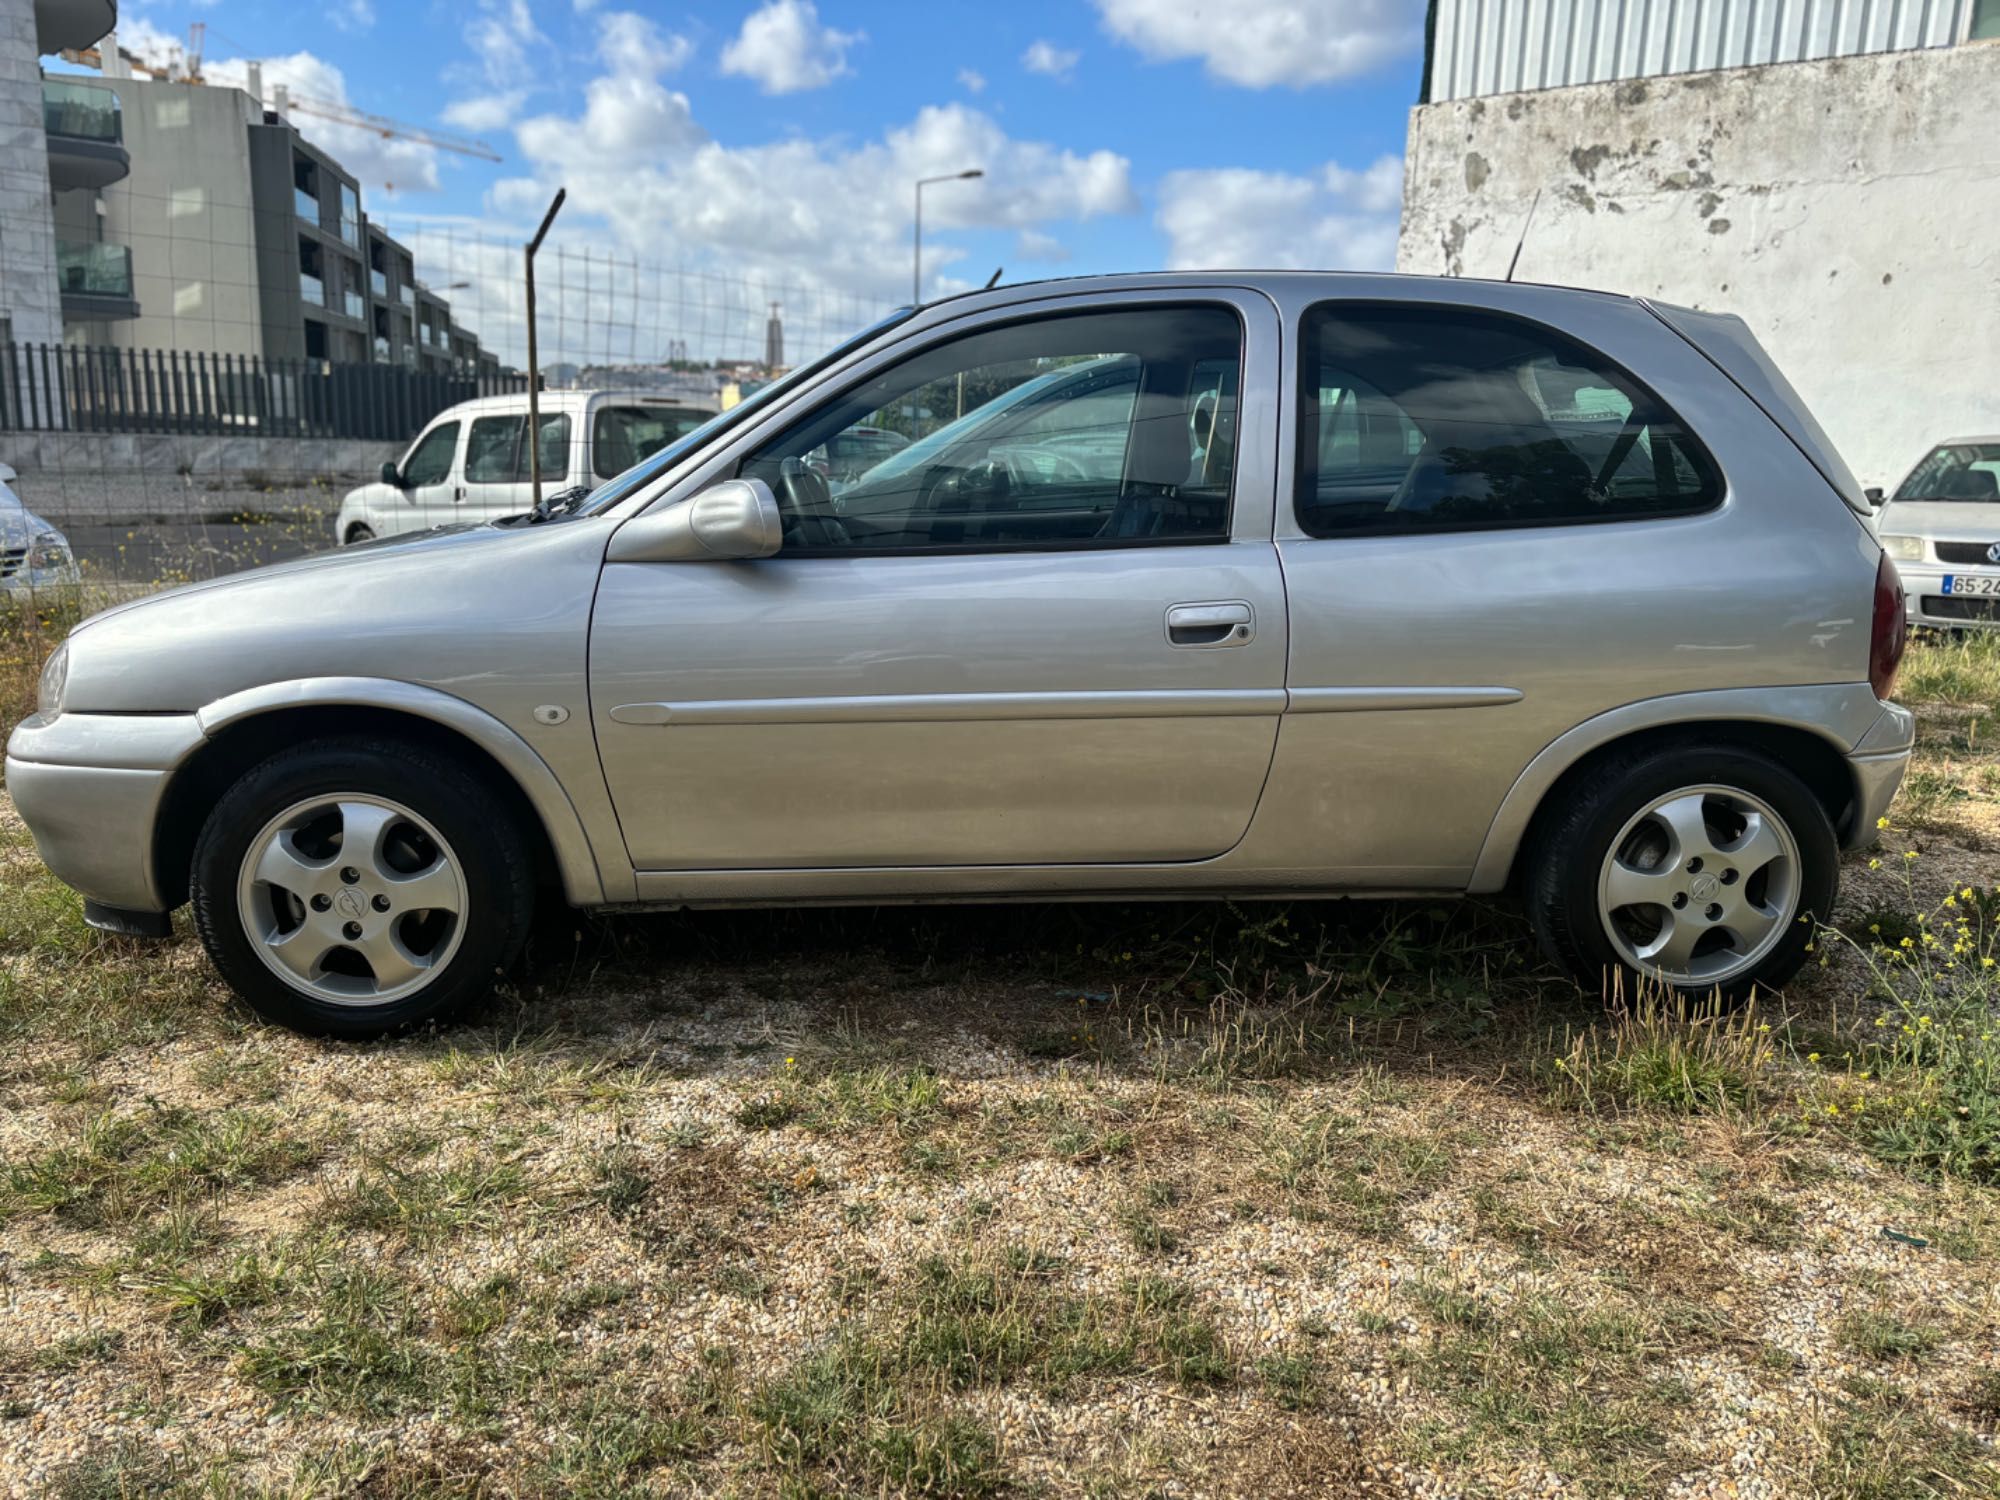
[{"left": 913, "top": 168, "right": 983, "bottom": 305}]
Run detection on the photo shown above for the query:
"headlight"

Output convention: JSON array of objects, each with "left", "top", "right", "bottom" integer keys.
[
  {"left": 36, "top": 643, "right": 67, "bottom": 719},
  {"left": 28, "top": 531, "right": 71, "bottom": 571},
  {"left": 1879, "top": 535, "right": 1924, "bottom": 562}
]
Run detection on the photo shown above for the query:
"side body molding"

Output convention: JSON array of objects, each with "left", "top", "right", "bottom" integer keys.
[
  {"left": 1466, "top": 683, "right": 1890, "bottom": 894},
  {"left": 194, "top": 677, "right": 608, "bottom": 905}
]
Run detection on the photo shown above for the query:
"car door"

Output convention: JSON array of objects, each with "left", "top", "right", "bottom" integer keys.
[
  {"left": 589, "top": 290, "right": 1287, "bottom": 872},
  {"left": 398, "top": 418, "right": 463, "bottom": 529}
]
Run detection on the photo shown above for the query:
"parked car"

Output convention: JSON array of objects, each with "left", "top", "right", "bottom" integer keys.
[
  {"left": 1870, "top": 437, "right": 2000, "bottom": 629},
  {"left": 0, "top": 462, "right": 83, "bottom": 605},
  {"left": 7, "top": 273, "right": 1912, "bottom": 1037},
  {"left": 334, "top": 390, "right": 718, "bottom": 543}
]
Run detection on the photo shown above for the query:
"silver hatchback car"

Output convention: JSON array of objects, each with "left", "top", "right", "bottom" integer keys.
[{"left": 6, "top": 274, "right": 1913, "bottom": 1037}]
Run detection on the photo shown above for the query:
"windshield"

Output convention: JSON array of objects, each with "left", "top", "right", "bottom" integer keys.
[
  {"left": 1893, "top": 443, "right": 2000, "bottom": 503},
  {"left": 575, "top": 306, "right": 917, "bottom": 515}
]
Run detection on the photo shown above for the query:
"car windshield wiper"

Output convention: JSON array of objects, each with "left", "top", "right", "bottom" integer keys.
[{"left": 528, "top": 485, "right": 591, "bottom": 523}]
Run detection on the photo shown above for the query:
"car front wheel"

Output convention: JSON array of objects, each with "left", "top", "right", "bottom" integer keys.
[
  {"left": 1527, "top": 743, "right": 1837, "bottom": 1003},
  {"left": 344, "top": 523, "right": 376, "bottom": 545},
  {"left": 191, "top": 737, "right": 535, "bottom": 1037}
]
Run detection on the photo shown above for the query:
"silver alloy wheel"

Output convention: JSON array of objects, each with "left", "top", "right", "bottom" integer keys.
[
  {"left": 236, "top": 795, "right": 467, "bottom": 1006},
  {"left": 1595, "top": 783, "right": 1802, "bottom": 987}
]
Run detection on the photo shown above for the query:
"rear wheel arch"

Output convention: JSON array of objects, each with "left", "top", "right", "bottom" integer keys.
[
  {"left": 1498, "top": 719, "right": 1857, "bottom": 894},
  {"left": 153, "top": 702, "right": 577, "bottom": 911}
]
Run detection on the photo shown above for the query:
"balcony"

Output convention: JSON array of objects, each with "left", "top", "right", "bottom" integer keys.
[
  {"left": 294, "top": 185, "right": 321, "bottom": 228},
  {"left": 337, "top": 215, "right": 361, "bottom": 247},
  {"left": 56, "top": 239, "right": 138, "bottom": 320},
  {"left": 343, "top": 287, "right": 365, "bottom": 320},
  {"left": 42, "top": 78, "right": 128, "bottom": 191},
  {"left": 373, "top": 335, "right": 391, "bottom": 362},
  {"left": 370, "top": 267, "right": 387, "bottom": 298},
  {"left": 34, "top": 0, "right": 117, "bottom": 54},
  {"left": 398, "top": 283, "right": 415, "bottom": 309},
  {"left": 299, "top": 271, "right": 327, "bottom": 308}
]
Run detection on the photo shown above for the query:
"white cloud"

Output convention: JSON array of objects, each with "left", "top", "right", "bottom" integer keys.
[
  {"left": 596, "top": 10, "right": 694, "bottom": 76},
  {"left": 719, "top": 0, "right": 861, "bottom": 94},
  {"left": 1095, "top": 0, "right": 1421, "bottom": 87},
  {"left": 440, "top": 91, "right": 526, "bottom": 131},
  {"left": 1156, "top": 154, "right": 1403, "bottom": 270},
  {"left": 1021, "top": 40, "right": 1080, "bottom": 79},
  {"left": 204, "top": 50, "right": 443, "bottom": 195},
  {"left": 496, "top": 85, "right": 1135, "bottom": 305},
  {"left": 1014, "top": 229, "right": 1070, "bottom": 263},
  {"left": 332, "top": 0, "right": 375, "bottom": 33},
  {"left": 956, "top": 67, "right": 986, "bottom": 94},
  {"left": 464, "top": 0, "right": 549, "bottom": 88}
]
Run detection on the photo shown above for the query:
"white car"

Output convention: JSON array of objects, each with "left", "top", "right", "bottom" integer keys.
[
  {"left": 1872, "top": 437, "right": 2000, "bottom": 628},
  {"left": 335, "top": 390, "right": 718, "bottom": 544},
  {"left": 0, "top": 463, "right": 82, "bottom": 603}
]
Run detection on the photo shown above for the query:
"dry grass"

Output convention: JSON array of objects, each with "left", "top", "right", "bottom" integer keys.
[{"left": 1, "top": 634, "right": 1998, "bottom": 1496}]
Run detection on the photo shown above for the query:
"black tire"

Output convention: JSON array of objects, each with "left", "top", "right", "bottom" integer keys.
[
  {"left": 1526, "top": 742, "right": 1838, "bottom": 1004},
  {"left": 345, "top": 524, "right": 376, "bottom": 545},
  {"left": 191, "top": 736, "right": 535, "bottom": 1038}
]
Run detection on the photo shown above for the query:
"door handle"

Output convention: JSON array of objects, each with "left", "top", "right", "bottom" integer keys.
[{"left": 1166, "top": 600, "right": 1253, "bottom": 648}]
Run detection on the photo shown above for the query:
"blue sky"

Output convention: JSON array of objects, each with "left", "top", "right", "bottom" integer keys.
[{"left": 87, "top": 1, "right": 1426, "bottom": 358}]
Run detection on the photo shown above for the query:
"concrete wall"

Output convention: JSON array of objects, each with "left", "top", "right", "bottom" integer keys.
[
  {"left": 0, "top": 0, "right": 61, "bottom": 347},
  {"left": 53, "top": 75, "right": 268, "bottom": 357},
  {"left": 1, "top": 430, "right": 398, "bottom": 479},
  {"left": 1397, "top": 42, "right": 2000, "bottom": 489}
]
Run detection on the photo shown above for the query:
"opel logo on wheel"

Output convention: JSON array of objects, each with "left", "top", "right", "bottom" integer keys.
[
  {"left": 333, "top": 888, "right": 367, "bottom": 920},
  {"left": 1689, "top": 872, "right": 1721, "bottom": 902}
]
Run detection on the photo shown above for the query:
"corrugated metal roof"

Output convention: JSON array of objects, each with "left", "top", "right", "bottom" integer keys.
[{"left": 1426, "top": 0, "right": 1981, "bottom": 101}]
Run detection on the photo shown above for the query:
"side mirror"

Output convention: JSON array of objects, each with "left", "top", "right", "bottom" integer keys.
[
  {"left": 1864, "top": 487, "right": 1886, "bottom": 507},
  {"left": 606, "top": 477, "right": 782, "bottom": 563},
  {"left": 380, "top": 461, "right": 403, "bottom": 488}
]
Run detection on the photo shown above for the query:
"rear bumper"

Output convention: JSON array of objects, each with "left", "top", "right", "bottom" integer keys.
[
  {"left": 1844, "top": 701, "right": 1914, "bottom": 848},
  {"left": 5, "top": 711, "right": 207, "bottom": 914}
]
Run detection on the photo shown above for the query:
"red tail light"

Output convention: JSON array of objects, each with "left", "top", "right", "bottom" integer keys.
[{"left": 1870, "top": 550, "right": 1907, "bottom": 701}]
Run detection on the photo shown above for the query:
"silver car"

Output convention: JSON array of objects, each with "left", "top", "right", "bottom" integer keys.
[
  {"left": 1872, "top": 438, "right": 2000, "bottom": 630},
  {"left": 5, "top": 274, "right": 1913, "bottom": 1037}
]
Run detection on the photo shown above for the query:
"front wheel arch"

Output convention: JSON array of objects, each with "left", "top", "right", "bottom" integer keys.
[{"left": 154, "top": 705, "right": 567, "bottom": 912}]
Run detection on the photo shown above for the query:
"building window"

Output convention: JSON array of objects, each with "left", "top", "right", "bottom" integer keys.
[{"left": 1973, "top": 0, "right": 2000, "bottom": 40}]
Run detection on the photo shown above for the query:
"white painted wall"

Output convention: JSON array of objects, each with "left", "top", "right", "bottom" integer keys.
[{"left": 1397, "top": 43, "right": 2000, "bottom": 490}]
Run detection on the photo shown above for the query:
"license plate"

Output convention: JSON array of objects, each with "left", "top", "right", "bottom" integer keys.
[{"left": 1942, "top": 575, "right": 2000, "bottom": 596}]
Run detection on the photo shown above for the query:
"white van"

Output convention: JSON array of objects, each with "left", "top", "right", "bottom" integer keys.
[{"left": 334, "top": 390, "right": 717, "bottom": 543}]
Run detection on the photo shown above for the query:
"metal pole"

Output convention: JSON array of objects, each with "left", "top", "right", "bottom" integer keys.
[
  {"left": 912, "top": 180, "right": 922, "bottom": 306},
  {"left": 524, "top": 187, "right": 565, "bottom": 509}
]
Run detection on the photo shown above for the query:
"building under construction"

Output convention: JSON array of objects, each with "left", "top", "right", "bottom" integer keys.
[{"left": 6, "top": 0, "right": 496, "bottom": 373}]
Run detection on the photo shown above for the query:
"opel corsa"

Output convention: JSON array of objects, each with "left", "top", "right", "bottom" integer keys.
[{"left": 5, "top": 274, "right": 1914, "bottom": 1037}]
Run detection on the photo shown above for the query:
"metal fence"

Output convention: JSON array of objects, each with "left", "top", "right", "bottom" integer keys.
[{"left": 1, "top": 342, "right": 529, "bottom": 442}]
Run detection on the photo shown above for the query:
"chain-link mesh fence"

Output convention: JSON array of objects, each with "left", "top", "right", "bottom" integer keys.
[{"left": 5, "top": 192, "right": 895, "bottom": 609}]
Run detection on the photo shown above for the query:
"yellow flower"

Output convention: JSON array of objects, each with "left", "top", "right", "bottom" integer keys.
[
  {"left": 1868, "top": 859, "right": 1882, "bottom": 870},
  {"left": 1904, "top": 850, "right": 1920, "bottom": 862},
  {"left": 1826, "top": 1103, "right": 1841, "bottom": 1116},
  {"left": 1807, "top": 1052, "right": 1821, "bottom": 1063}
]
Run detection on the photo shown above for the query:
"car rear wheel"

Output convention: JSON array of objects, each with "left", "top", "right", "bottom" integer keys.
[
  {"left": 344, "top": 524, "right": 376, "bottom": 544},
  {"left": 191, "top": 737, "right": 534, "bottom": 1037},
  {"left": 1527, "top": 743, "right": 1837, "bottom": 1003}
]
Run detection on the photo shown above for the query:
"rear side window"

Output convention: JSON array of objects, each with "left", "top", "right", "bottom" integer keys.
[
  {"left": 1295, "top": 303, "right": 1721, "bottom": 538},
  {"left": 519, "top": 413, "right": 571, "bottom": 482},
  {"left": 465, "top": 415, "right": 523, "bottom": 485},
  {"left": 593, "top": 405, "right": 712, "bottom": 479}
]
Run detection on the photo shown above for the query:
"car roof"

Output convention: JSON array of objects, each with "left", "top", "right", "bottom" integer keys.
[
  {"left": 1932, "top": 436, "right": 2000, "bottom": 448},
  {"left": 435, "top": 389, "right": 717, "bottom": 419},
  {"left": 916, "top": 268, "right": 1639, "bottom": 316}
]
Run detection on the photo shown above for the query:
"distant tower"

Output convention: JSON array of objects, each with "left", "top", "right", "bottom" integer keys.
[{"left": 764, "top": 302, "right": 784, "bottom": 370}]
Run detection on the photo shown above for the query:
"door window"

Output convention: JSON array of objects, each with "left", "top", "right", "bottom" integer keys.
[
  {"left": 1294, "top": 304, "right": 1720, "bottom": 537},
  {"left": 740, "top": 305, "right": 1241, "bottom": 553},
  {"left": 518, "top": 413, "right": 572, "bottom": 482},
  {"left": 465, "top": 415, "right": 523, "bottom": 485},
  {"left": 401, "top": 421, "right": 459, "bottom": 488}
]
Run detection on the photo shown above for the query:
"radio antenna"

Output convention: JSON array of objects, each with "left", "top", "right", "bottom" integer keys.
[{"left": 1505, "top": 189, "right": 1541, "bottom": 282}]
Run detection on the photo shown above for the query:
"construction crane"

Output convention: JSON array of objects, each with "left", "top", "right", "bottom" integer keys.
[{"left": 59, "top": 23, "right": 503, "bottom": 181}]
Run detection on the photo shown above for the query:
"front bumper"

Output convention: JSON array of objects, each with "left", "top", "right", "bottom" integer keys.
[
  {"left": 1900, "top": 567, "right": 2000, "bottom": 629},
  {"left": 5, "top": 711, "right": 206, "bottom": 913}
]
